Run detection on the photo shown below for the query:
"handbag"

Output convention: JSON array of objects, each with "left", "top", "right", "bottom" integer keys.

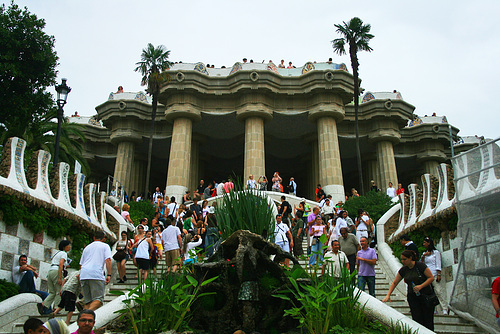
[{"left": 415, "top": 264, "right": 440, "bottom": 306}]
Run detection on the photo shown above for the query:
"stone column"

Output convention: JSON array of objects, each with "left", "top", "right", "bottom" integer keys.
[
  {"left": 309, "top": 99, "right": 345, "bottom": 204},
  {"left": 113, "top": 141, "right": 135, "bottom": 192},
  {"left": 422, "top": 160, "right": 439, "bottom": 176},
  {"left": 237, "top": 105, "right": 272, "bottom": 183},
  {"left": 310, "top": 139, "right": 319, "bottom": 199},
  {"left": 363, "top": 157, "right": 379, "bottom": 194},
  {"left": 376, "top": 140, "right": 398, "bottom": 190},
  {"left": 190, "top": 140, "right": 199, "bottom": 193},
  {"left": 164, "top": 106, "right": 201, "bottom": 202},
  {"left": 131, "top": 160, "right": 146, "bottom": 196}
]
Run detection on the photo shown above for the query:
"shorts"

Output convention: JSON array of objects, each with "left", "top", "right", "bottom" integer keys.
[
  {"left": 165, "top": 249, "right": 181, "bottom": 267},
  {"left": 81, "top": 280, "right": 105, "bottom": 305},
  {"left": 58, "top": 290, "right": 77, "bottom": 312},
  {"left": 276, "top": 241, "right": 290, "bottom": 253},
  {"left": 136, "top": 258, "right": 150, "bottom": 270},
  {"left": 155, "top": 243, "right": 163, "bottom": 251}
]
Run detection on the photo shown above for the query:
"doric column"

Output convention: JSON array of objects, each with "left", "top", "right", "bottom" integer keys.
[
  {"left": 363, "top": 156, "right": 379, "bottom": 194},
  {"left": 237, "top": 104, "right": 272, "bottom": 182},
  {"left": 309, "top": 98, "right": 345, "bottom": 203},
  {"left": 165, "top": 106, "right": 201, "bottom": 202},
  {"left": 422, "top": 160, "right": 439, "bottom": 176},
  {"left": 376, "top": 140, "right": 398, "bottom": 190},
  {"left": 113, "top": 141, "right": 135, "bottom": 192},
  {"left": 131, "top": 160, "right": 146, "bottom": 196},
  {"left": 190, "top": 139, "right": 199, "bottom": 193}
]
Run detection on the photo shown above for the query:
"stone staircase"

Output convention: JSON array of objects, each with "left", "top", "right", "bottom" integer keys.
[{"left": 297, "top": 238, "right": 484, "bottom": 334}]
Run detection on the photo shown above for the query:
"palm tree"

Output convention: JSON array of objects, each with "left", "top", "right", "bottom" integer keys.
[
  {"left": 135, "top": 43, "right": 172, "bottom": 199},
  {"left": 332, "top": 17, "right": 374, "bottom": 195}
]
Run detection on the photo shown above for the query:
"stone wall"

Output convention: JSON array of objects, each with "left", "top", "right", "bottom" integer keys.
[{"left": 0, "top": 219, "right": 59, "bottom": 290}]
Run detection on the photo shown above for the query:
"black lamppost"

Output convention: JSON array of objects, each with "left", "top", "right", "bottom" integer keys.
[{"left": 54, "top": 78, "right": 71, "bottom": 165}]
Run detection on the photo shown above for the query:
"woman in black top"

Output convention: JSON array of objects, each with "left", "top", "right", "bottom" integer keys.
[{"left": 382, "top": 250, "right": 435, "bottom": 330}]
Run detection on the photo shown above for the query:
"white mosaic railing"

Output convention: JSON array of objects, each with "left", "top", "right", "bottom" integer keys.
[
  {"left": 389, "top": 163, "right": 455, "bottom": 242},
  {"left": 0, "top": 137, "right": 116, "bottom": 239}
]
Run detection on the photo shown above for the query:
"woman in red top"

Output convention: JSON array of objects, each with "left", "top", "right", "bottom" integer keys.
[{"left": 396, "top": 183, "right": 405, "bottom": 195}]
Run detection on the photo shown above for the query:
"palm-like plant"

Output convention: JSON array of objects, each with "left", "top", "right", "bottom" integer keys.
[
  {"left": 135, "top": 43, "right": 172, "bottom": 199},
  {"left": 332, "top": 17, "right": 374, "bottom": 195}
]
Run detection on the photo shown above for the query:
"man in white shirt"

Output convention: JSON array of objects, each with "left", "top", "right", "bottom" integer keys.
[
  {"left": 322, "top": 240, "right": 349, "bottom": 277},
  {"left": 386, "top": 182, "right": 396, "bottom": 198},
  {"left": 79, "top": 230, "right": 112, "bottom": 311},
  {"left": 161, "top": 218, "right": 183, "bottom": 272},
  {"left": 152, "top": 187, "right": 163, "bottom": 204},
  {"left": 12, "top": 255, "right": 49, "bottom": 314},
  {"left": 321, "top": 198, "right": 335, "bottom": 221}
]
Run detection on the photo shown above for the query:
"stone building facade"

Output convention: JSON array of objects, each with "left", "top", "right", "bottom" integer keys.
[{"left": 76, "top": 61, "right": 468, "bottom": 202}]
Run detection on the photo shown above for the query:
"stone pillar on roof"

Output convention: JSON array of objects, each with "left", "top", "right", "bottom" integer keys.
[
  {"left": 164, "top": 105, "right": 201, "bottom": 203},
  {"left": 308, "top": 95, "right": 345, "bottom": 204},
  {"left": 237, "top": 104, "right": 272, "bottom": 183}
]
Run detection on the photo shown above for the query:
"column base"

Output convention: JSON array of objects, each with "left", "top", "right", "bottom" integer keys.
[
  {"left": 165, "top": 185, "right": 188, "bottom": 204},
  {"left": 322, "top": 184, "right": 346, "bottom": 204}
]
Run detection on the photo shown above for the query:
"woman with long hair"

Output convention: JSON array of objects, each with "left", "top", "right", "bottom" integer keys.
[
  {"left": 121, "top": 203, "right": 134, "bottom": 225},
  {"left": 133, "top": 230, "right": 154, "bottom": 282},
  {"left": 114, "top": 231, "right": 132, "bottom": 283},
  {"left": 421, "top": 237, "right": 448, "bottom": 315},
  {"left": 308, "top": 215, "right": 327, "bottom": 267},
  {"left": 382, "top": 250, "right": 436, "bottom": 330}
]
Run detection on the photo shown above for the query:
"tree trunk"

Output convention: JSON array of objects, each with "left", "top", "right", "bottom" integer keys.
[
  {"left": 350, "top": 44, "right": 364, "bottom": 195},
  {"left": 144, "top": 94, "right": 157, "bottom": 200}
]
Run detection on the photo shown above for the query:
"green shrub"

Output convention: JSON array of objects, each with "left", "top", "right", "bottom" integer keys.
[
  {"left": 343, "top": 191, "right": 395, "bottom": 224},
  {"left": 389, "top": 226, "right": 444, "bottom": 261},
  {"left": 129, "top": 200, "right": 156, "bottom": 227},
  {"left": 0, "top": 279, "right": 19, "bottom": 302},
  {"left": 215, "top": 182, "right": 275, "bottom": 240}
]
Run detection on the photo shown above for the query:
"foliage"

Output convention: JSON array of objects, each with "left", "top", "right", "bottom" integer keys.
[
  {"left": 214, "top": 181, "right": 276, "bottom": 240},
  {"left": 343, "top": 190, "right": 395, "bottom": 223},
  {"left": 0, "top": 2, "right": 58, "bottom": 141},
  {"left": 389, "top": 225, "right": 446, "bottom": 261},
  {"left": 385, "top": 320, "right": 419, "bottom": 334},
  {"left": 0, "top": 279, "right": 19, "bottom": 302},
  {"left": 0, "top": 194, "right": 91, "bottom": 268},
  {"left": 274, "top": 261, "right": 367, "bottom": 334},
  {"left": 129, "top": 200, "right": 156, "bottom": 227},
  {"left": 112, "top": 268, "right": 217, "bottom": 334}
]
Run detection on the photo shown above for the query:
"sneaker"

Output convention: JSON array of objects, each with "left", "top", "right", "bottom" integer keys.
[
  {"left": 37, "top": 303, "right": 44, "bottom": 316},
  {"left": 76, "top": 300, "right": 84, "bottom": 312},
  {"left": 118, "top": 279, "right": 125, "bottom": 283},
  {"left": 123, "top": 275, "right": 127, "bottom": 282}
]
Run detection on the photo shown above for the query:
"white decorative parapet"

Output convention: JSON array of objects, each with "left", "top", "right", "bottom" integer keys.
[
  {"left": 418, "top": 174, "right": 433, "bottom": 221},
  {"left": 0, "top": 137, "right": 115, "bottom": 239},
  {"left": 404, "top": 184, "right": 418, "bottom": 228},
  {"left": 0, "top": 293, "right": 42, "bottom": 333},
  {"left": 433, "top": 163, "right": 454, "bottom": 213}
]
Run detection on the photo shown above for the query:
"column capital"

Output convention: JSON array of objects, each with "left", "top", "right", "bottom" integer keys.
[
  {"left": 308, "top": 104, "right": 344, "bottom": 123},
  {"left": 109, "top": 130, "right": 142, "bottom": 145},
  {"left": 367, "top": 119, "right": 401, "bottom": 145},
  {"left": 236, "top": 104, "right": 273, "bottom": 122},
  {"left": 165, "top": 103, "right": 202, "bottom": 123}
]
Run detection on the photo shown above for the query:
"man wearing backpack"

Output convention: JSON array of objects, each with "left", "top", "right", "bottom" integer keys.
[{"left": 278, "top": 196, "right": 292, "bottom": 221}]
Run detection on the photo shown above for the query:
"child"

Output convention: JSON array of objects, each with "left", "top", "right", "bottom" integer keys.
[{"left": 50, "top": 270, "right": 81, "bottom": 325}]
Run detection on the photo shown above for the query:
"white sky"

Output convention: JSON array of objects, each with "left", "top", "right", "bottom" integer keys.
[{"left": 6, "top": 0, "right": 500, "bottom": 139}]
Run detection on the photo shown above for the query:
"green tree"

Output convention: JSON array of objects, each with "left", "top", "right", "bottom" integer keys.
[
  {"left": 134, "top": 43, "right": 172, "bottom": 198},
  {"left": 0, "top": 2, "right": 58, "bottom": 140},
  {"left": 332, "top": 17, "right": 374, "bottom": 195}
]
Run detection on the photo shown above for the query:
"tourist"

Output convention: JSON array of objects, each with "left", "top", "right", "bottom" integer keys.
[
  {"left": 114, "top": 231, "right": 132, "bottom": 283},
  {"left": 224, "top": 179, "right": 234, "bottom": 193},
  {"left": 386, "top": 182, "right": 396, "bottom": 198},
  {"left": 327, "top": 58, "right": 332, "bottom": 64},
  {"left": 370, "top": 180, "right": 380, "bottom": 192},
  {"left": 49, "top": 270, "right": 81, "bottom": 325},
  {"left": 79, "top": 230, "right": 112, "bottom": 311},
  {"left": 400, "top": 234, "right": 419, "bottom": 259},
  {"left": 203, "top": 183, "right": 213, "bottom": 199},
  {"left": 183, "top": 234, "right": 203, "bottom": 265},
  {"left": 116, "top": 86, "right": 124, "bottom": 93},
  {"left": 492, "top": 275, "right": 500, "bottom": 328},
  {"left": 382, "top": 250, "right": 436, "bottom": 330},
  {"left": 161, "top": 218, "right": 183, "bottom": 272},
  {"left": 152, "top": 187, "right": 163, "bottom": 204},
  {"left": 338, "top": 227, "right": 360, "bottom": 274},
  {"left": 322, "top": 240, "right": 349, "bottom": 277},
  {"left": 287, "top": 61, "right": 293, "bottom": 69},
  {"left": 12, "top": 255, "right": 49, "bottom": 314},
  {"left": 130, "top": 191, "right": 136, "bottom": 202},
  {"left": 294, "top": 200, "right": 305, "bottom": 218},
  {"left": 182, "top": 190, "right": 192, "bottom": 204},
  {"left": 201, "top": 199, "right": 210, "bottom": 218},
  {"left": 315, "top": 184, "right": 325, "bottom": 202},
  {"left": 134, "top": 230, "right": 154, "bottom": 281},
  {"left": 274, "top": 214, "right": 293, "bottom": 267},
  {"left": 257, "top": 175, "right": 268, "bottom": 190},
  {"left": 167, "top": 197, "right": 179, "bottom": 220},
  {"left": 271, "top": 172, "right": 282, "bottom": 192},
  {"left": 355, "top": 209, "right": 372, "bottom": 243},
  {"left": 136, "top": 218, "right": 149, "bottom": 233},
  {"left": 216, "top": 181, "right": 225, "bottom": 195},
  {"left": 421, "top": 237, "right": 448, "bottom": 315},
  {"left": 291, "top": 211, "right": 304, "bottom": 257},
  {"left": 197, "top": 179, "right": 206, "bottom": 197},
  {"left": 321, "top": 198, "right": 335, "bottom": 221},
  {"left": 356, "top": 236, "right": 377, "bottom": 297},
  {"left": 153, "top": 227, "right": 163, "bottom": 260},
  {"left": 44, "top": 317, "right": 70, "bottom": 334},
  {"left": 23, "top": 318, "right": 47, "bottom": 334},
  {"left": 243, "top": 58, "right": 247, "bottom": 63},
  {"left": 344, "top": 210, "right": 356, "bottom": 233},
  {"left": 43, "top": 240, "right": 71, "bottom": 311},
  {"left": 278, "top": 195, "right": 292, "bottom": 220},
  {"left": 306, "top": 206, "right": 320, "bottom": 255},
  {"left": 278, "top": 59, "right": 285, "bottom": 68},
  {"left": 121, "top": 204, "right": 134, "bottom": 225},
  {"left": 308, "top": 215, "right": 326, "bottom": 267},
  {"left": 288, "top": 177, "right": 297, "bottom": 195},
  {"left": 246, "top": 174, "right": 257, "bottom": 189},
  {"left": 351, "top": 188, "right": 360, "bottom": 197},
  {"left": 191, "top": 197, "right": 202, "bottom": 220},
  {"left": 335, "top": 211, "right": 349, "bottom": 239},
  {"left": 205, "top": 207, "right": 219, "bottom": 257},
  {"left": 397, "top": 183, "right": 405, "bottom": 195},
  {"left": 72, "top": 309, "right": 96, "bottom": 334},
  {"left": 156, "top": 198, "right": 167, "bottom": 223},
  {"left": 183, "top": 210, "right": 196, "bottom": 235}
]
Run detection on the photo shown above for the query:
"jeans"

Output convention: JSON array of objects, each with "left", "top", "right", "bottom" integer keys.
[
  {"left": 19, "top": 270, "right": 48, "bottom": 300},
  {"left": 205, "top": 228, "right": 219, "bottom": 257},
  {"left": 358, "top": 275, "right": 376, "bottom": 297},
  {"left": 308, "top": 239, "right": 323, "bottom": 266}
]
